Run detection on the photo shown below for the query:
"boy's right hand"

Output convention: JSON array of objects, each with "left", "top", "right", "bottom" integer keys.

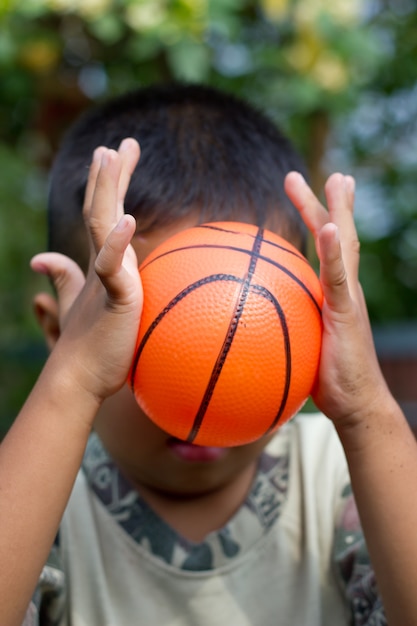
[{"left": 31, "top": 138, "right": 142, "bottom": 403}]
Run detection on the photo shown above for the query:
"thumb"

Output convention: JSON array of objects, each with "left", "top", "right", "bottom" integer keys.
[{"left": 31, "top": 252, "right": 86, "bottom": 321}]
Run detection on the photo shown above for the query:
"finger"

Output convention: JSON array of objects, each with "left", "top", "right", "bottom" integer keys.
[
  {"left": 117, "top": 138, "right": 141, "bottom": 214},
  {"left": 83, "top": 147, "right": 106, "bottom": 218},
  {"left": 31, "top": 252, "right": 86, "bottom": 320},
  {"left": 317, "top": 223, "right": 352, "bottom": 314},
  {"left": 345, "top": 175, "right": 356, "bottom": 207},
  {"left": 88, "top": 148, "right": 122, "bottom": 254},
  {"left": 83, "top": 147, "right": 106, "bottom": 257},
  {"left": 284, "top": 172, "right": 329, "bottom": 236},
  {"left": 94, "top": 214, "right": 137, "bottom": 299},
  {"left": 324, "top": 174, "right": 360, "bottom": 286},
  {"left": 324, "top": 173, "right": 355, "bottom": 224},
  {"left": 319, "top": 224, "right": 378, "bottom": 360}
]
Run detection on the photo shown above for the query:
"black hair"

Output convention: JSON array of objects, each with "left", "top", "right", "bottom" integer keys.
[{"left": 48, "top": 82, "right": 308, "bottom": 271}]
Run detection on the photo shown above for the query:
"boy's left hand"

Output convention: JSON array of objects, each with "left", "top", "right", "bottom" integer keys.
[{"left": 284, "top": 172, "right": 391, "bottom": 430}]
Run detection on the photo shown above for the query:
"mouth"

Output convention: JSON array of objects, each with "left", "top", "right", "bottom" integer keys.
[{"left": 166, "top": 437, "right": 228, "bottom": 463}]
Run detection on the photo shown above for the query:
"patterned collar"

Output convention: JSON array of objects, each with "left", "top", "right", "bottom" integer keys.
[{"left": 82, "top": 430, "right": 290, "bottom": 571}]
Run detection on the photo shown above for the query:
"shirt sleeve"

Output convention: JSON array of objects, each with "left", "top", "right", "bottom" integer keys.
[
  {"left": 22, "top": 536, "right": 66, "bottom": 626},
  {"left": 333, "top": 484, "right": 387, "bottom": 626}
]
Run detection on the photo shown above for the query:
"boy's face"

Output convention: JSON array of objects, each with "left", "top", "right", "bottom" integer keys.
[{"left": 94, "top": 214, "right": 275, "bottom": 497}]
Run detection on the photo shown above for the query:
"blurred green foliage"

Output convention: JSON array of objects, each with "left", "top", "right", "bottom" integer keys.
[{"left": 0, "top": 0, "right": 416, "bottom": 436}]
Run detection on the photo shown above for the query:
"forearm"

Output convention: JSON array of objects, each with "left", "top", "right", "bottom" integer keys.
[
  {"left": 284, "top": 172, "right": 417, "bottom": 622},
  {"left": 0, "top": 346, "right": 101, "bottom": 626},
  {"left": 337, "top": 394, "right": 417, "bottom": 626}
]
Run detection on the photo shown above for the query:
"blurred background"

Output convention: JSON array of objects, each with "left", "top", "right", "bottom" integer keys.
[{"left": 1, "top": 0, "right": 416, "bottom": 438}]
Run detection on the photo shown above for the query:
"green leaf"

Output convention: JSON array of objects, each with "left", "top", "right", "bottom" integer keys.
[{"left": 167, "top": 38, "right": 211, "bottom": 81}]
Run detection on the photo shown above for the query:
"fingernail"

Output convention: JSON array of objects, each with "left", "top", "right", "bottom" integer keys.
[
  {"left": 119, "top": 138, "right": 133, "bottom": 152},
  {"left": 100, "top": 150, "right": 109, "bottom": 167},
  {"left": 114, "top": 216, "right": 129, "bottom": 231},
  {"left": 93, "top": 147, "right": 105, "bottom": 163},
  {"left": 345, "top": 175, "right": 355, "bottom": 193},
  {"left": 286, "top": 171, "right": 306, "bottom": 186},
  {"left": 31, "top": 260, "right": 49, "bottom": 275}
]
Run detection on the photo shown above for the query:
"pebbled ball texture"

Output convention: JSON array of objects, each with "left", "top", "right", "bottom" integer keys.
[{"left": 130, "top": 222, "right": 323, "bottom": 447}]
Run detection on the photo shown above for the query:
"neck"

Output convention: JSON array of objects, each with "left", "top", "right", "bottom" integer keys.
[{"left": 136, "top": 461, "right": 257, "bottom": 542}]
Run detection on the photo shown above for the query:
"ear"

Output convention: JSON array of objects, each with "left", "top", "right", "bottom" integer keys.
[{"left": 33, "top": 292, "right": 61, "bottom": 351}]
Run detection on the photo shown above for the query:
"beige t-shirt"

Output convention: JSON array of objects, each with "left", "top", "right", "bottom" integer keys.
[{"left": 26, "top": 413, "right": 385, "bottom": 625}]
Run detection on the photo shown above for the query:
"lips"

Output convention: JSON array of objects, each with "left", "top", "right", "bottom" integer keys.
[{"left": 167, "top": 437, "right": 228, "bottom": 462}]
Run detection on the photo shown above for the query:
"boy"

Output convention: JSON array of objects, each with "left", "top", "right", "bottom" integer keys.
[{"left": 1, "top": 84, "right": 417, "bottom": 625}]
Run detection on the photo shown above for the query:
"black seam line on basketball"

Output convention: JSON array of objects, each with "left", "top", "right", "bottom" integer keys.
[
  {"left": 141, "top": 240, "right": 305, "bottom": 275},
  {"left": 198, "top": 223, "right": 306, "bottom": 262},
  {"left": 248, "top": 283, "right": 291, "bottom": 435},
  {"left": 141, "top": 244, "right": 321, "bottom": 317},
  {"left": 198, "top": 224, "right": 243, "bottom": 234},
  {"left": 129, "top": 274, "right": 244, "bottom": 390},
  {"left": 186, "top": 228, "right": 264, "bottom": 443}
]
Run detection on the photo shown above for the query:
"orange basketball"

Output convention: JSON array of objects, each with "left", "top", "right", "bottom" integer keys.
[{"left": 130, "top": 222, "right": 323, "bottom": 447}]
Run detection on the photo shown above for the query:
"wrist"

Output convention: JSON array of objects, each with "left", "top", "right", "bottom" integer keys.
[
  {"left": 40, "top": 346, "right": 105, "bottom": 429},
  {"left": 334, "top": 389, "right": 406, "bottom": 455}
]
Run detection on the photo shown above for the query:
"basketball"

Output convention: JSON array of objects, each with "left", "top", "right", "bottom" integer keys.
[{"left": 130, "top": 222, "right": 323, "bottom": 447}]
